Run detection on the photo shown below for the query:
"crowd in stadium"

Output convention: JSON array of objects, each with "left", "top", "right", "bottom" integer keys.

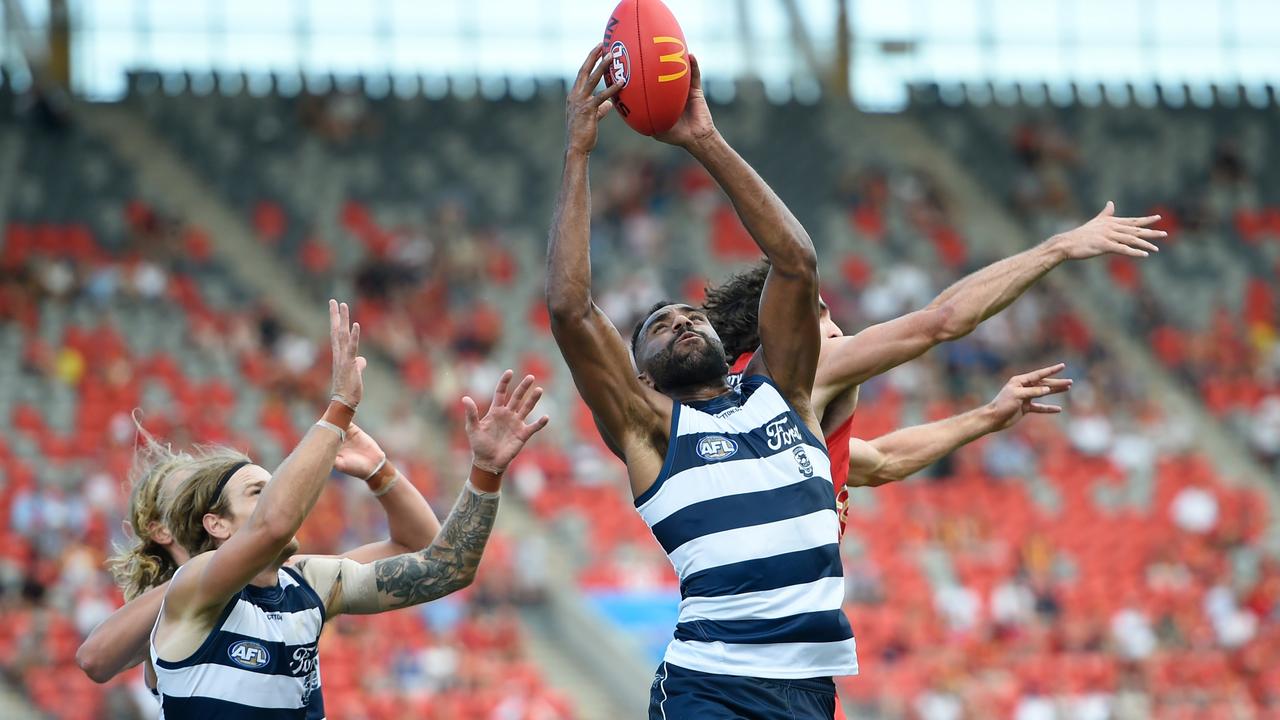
[{"left": 1, "top": 70, "right": 1278, "bottom": 718}]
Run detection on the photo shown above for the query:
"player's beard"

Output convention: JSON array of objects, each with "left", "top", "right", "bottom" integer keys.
[{"left": 648, "top": 332, "right": 728, "bottom": 393}]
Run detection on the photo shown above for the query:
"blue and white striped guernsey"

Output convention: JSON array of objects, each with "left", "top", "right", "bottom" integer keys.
[
  {"left": 636, "top": 375, "right": 859, "bottom": 679},
  {"left": 150, "top": 566, "right": 326, "bottom": 720}
]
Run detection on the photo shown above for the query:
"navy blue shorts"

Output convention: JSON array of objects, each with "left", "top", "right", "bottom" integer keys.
[{"left": 648, "top": 662, "right": 836, "bottom": 719}]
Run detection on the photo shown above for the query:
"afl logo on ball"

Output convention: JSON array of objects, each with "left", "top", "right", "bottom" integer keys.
[
  {"left": 228, "top": 640, "right": 271, "bottom": 669},
  {"left": 608, "top": 41, "right": 630, "bottom": 87},
  {"left": 697, "top": 435, "right": 738, "bottom": 461}
]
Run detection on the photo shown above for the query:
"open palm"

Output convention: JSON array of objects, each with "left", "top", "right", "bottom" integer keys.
[
  {"left": 989, "top": 363, "right": 1073, "bottom": 430},
  {"left": 464, "top": 370, "right": 550, "bottom": 473}
]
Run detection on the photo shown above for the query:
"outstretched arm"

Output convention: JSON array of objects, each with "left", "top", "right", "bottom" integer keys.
[
  {"left": 546, "top": 45, "right": 665, "bottom": 454},
  {"left": 76, "top": 582, "right": 168, "bottom": 683},
  {"left": 163, "top": 300, "right": 365, "bottom": 620},
  {"left": 326, "top": 423, "right": 441, "bottom": 562},
  {"left": 297, "top": 372, "right": 548, "bottom": 615},
  {"left": 658, "top": 56, "right": 820, "bottom": 405},
  {"left": 817, "top": 204, "right": 1164, "bottom": 396},
  {"left": 848, "top": 363, "right": 1071, "bottom": 487}
]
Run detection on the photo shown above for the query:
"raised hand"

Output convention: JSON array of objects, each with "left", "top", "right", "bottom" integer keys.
[
  {"left": 334, "top": 423, "right": 385, "bottom": 479},
  {"left": 329, "top": 299, "right": 366, "bottom": 408},
  {"left": 654, "top": 54, "right": 716, "bottom": 150},
  {"left": 463, "top": 370, "right": 550, "bottom": 474},
  {"left": 1050, "top": 202, "right": 1166, "bottom": 260},
  {"left": 565, "top": 44, "right": 624, "bottom": 156},
  {"left": 988, "top": 363, "right": 1073, "bottom": 431}
]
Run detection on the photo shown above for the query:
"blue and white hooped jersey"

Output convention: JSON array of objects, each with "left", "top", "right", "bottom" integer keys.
[
  {"left": 635, "top": 376, "right": 859, "bottom": 679},
  {"left": 150, "top": 566, "right": 326, "bottom": 720}
]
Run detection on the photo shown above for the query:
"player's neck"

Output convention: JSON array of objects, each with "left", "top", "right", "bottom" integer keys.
[
  {"left": 249, "top": 564, "right": 283, "bottom": 588},
  {"left": 665, "top": 378, "right": 733, "bottom": 405}
]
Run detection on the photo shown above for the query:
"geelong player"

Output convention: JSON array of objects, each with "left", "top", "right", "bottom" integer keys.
[
  {"left": 704, "top": 203, "right": 1164, "bottom": 530},
  {"left": 148, "top": 300, "right": 548, "bottom": 718},
  {"left": 78, "top": 417, "right": 443, "bottom": 693},
  {"left": 550, "top": 45, "right": 852, "bottom": 718}
]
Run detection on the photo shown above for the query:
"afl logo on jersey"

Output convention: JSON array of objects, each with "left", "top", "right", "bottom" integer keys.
[
  {"left": 228, "top": 640, "right": 271, "bottom": 669},
  {"left": 697, "top": 435, "right": 738, "bottom": 461}
]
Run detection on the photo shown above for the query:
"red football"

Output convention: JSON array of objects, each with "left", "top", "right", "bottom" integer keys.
[{"left": 602, "top": 0, "right": 691, "bottom": 136}]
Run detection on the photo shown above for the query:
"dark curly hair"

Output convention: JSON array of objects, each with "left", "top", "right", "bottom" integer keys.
[
  {"left": 630, "top": 300, "right": 677, "bottom": 362},
  {"left": 702, "top": 260, "right": 770, "bottom": 360}
]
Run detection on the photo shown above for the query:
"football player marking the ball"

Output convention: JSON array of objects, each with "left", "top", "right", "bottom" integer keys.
[
  {"left": 148, "top": 299, "right": 549, "bottom": 719},
  {"left": 705, "top": 202, "right": 1164, "bottom": 532},
  {"left": 550, "top": 45, "right": 854, "bottom": 718}
]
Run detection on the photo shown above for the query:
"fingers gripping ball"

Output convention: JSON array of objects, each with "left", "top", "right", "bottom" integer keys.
[{"left": 602, "top": 0, "right": 691, "bottom": 136}]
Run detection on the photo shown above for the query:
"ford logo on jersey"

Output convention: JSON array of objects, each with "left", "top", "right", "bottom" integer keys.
[
  {"left": 228, "top": 640, "right": 271, "bottom": 669},
  {"left": 697, "top": 435, "right": 738, "bottom": 461}
]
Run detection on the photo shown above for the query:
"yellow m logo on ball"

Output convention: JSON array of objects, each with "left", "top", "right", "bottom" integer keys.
[{"left": 652, "top": 36, "right": 688, "bottom": 83}]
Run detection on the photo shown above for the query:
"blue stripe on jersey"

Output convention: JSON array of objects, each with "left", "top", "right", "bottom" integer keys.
[
  {"left": 650, "top": 476, "right": 835, "bottom": 554},
  {"left": 675, "top": 609, "right": 855, "bottom": 645},
  {"left": 159, "top": 629, "right": 318, "bottom": 678},
  {"left": 633, "top": 402, "right": 683, "bottom": 508},
  {"left": 747, "top": 375, "right": 829, "bottom": 452},
  {"left": 242, "top": 577, "right": 325, "bottom": 615},
  {"left": 159, "top": 696, "right": 312, "bottom": 720},
  {"left": 680, "top": 543, "right": 843, "bottom": 600}
]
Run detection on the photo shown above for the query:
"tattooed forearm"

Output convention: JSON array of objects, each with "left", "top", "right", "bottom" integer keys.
[{"left": 372, "top": 486, "right": 499, "bottom": 609}]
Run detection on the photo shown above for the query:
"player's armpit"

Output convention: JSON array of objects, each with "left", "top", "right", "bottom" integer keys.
[{"left": 549, "top": 303, "right": 668, "bottom": 446}]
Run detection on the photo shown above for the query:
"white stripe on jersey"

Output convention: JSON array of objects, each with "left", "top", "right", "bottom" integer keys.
[
  {"left": 664, "top": 637, "right": 859, "bottom": 679},
  {"left": 667, "top": 509, "right": 839, "bottom": 577},
  {"left": 157, "top": 662, "right": 309, "bottom": 709},
  {"left": 671, "top": 381, "right": 793, "bottom": 433},
  {"left": 218, "top": 600, "right": 323, "bottom": 646},
  {"left": 677, "top": 576, "right": 847, "bottom": 623},
  {"left": 636, "top": 442, "right": 833, "bottom": 526}
]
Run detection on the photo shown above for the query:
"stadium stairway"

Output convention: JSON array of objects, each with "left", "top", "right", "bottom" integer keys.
[
  {"left": 878, "top": 109, "right": 1280, "bottom": 529},
  {"left": 76, "top": 100, "right": 649, "bottom": 719}
]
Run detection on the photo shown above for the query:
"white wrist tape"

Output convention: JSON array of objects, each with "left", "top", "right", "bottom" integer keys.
[
  {"left": 370, "top": 475, "right": 399, "bottom": 498},
  {"left": 314, "top": 420, "right": 346, "bottom": 442},
  {"left": 465, "top": 479, "right": 500, "bottom": 499},
  {"left": 363, "top": 456, "right": 387, "bottom": 483}
]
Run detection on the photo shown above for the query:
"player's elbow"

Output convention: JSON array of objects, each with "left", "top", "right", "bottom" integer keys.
[
  {"left": 546, "top": 293, "right": 592, "bottom": 324},
  {"left": 769, "top": 240, "right": 819, "bottom": 281},
  {"left": 928, "top": 303, "right": 969, "bottom": 343},
  {"left": 251, "top": 511, "right": 302, "bottom": 550},
  {"left": 76, "top": 644, "right": 114, "bottom": 684}
]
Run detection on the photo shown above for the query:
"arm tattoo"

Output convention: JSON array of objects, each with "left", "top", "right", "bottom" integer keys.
[{"left": 372, "top": 487, "right": 499, "bottom": 609}]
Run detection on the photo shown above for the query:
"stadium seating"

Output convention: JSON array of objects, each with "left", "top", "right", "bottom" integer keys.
[
  {"left": 0, "top": 88, "right": 567, "bottom": 719},
  {"left": 908, "top": 84, "right": 1280, "bottom": 473}
]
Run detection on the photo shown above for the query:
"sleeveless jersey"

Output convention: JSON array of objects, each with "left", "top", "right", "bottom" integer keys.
[
  {"left": 635, "top": 375, "right": 858, "bottom": 678},
  {"left": 151, "top": 566, "right": 326, "bottom": 720},
  {"left": 729, "top": 352, "right": 855, "bottom": 536}
]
